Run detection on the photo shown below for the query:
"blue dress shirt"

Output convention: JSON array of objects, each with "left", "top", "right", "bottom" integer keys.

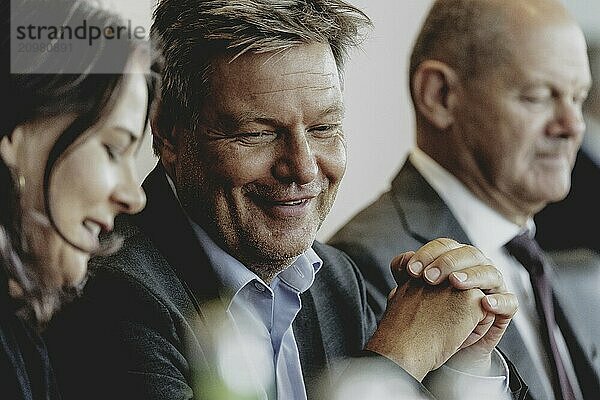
[{"left": 191, "top": 223, "right": 321, "bottom": 400}]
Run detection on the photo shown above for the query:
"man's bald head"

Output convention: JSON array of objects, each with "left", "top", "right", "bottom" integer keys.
[
  {"left": 409, "top": 0, "right": 591, "bottom": 224},
  {"left": 409, "top": 0, "right": 577, "bottom": 104}
]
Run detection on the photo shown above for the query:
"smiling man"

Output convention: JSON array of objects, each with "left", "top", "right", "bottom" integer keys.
[
  {"left": 330, "top": 1, "right": 597, "bottom": 399},
  {"left": 45, "top": 1, "right": 523, "bottom": 399},
  {"left": 171, "top": 43, "right": 346, "bottom": 284}
]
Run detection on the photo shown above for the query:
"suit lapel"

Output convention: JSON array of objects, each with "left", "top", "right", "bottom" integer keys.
[
  {"left": 390, "top": 160, "right": 470, "bottom": 244},
  {"left": 499, "top": 323, "right": 549, "bottom": 399},
  {"left": 132, "top": 164, "right": 221, "bottom": 316},
  {"left": 554, "top": 292, "right": 600, "bottom": 398},
  {"left": 294, "top": 289, "right": 327, "bottom": 399},
  {"left": 550, "top": 251, "right": 600, "bottom": 396}
]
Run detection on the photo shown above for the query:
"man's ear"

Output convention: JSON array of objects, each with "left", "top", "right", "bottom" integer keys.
[
  {"left": 157, "top": 130, "right": 177, "bottom": 166},
  {"left": 412, "top": 60, "right": 461, "bottom": 130},
  {"left": 151, "top": 114, "right": 177, "bottom": 166},
  {"left": 0, "top": 126, "right": 25, "bottom": 168}
]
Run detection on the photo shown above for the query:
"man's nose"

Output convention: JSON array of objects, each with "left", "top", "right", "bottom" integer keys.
[
  {"left": 548, "top": 99, "right": 586, "bottom": 139},
  {"left": 273, "top": 132, "right": 318, "bottom": 185}
]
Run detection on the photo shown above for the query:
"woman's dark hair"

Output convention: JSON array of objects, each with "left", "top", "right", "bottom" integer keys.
[{"left": 0, "top": 0, "right": 158, "bottom": 323}]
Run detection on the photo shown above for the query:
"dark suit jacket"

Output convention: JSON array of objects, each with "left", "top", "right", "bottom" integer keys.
[
  {"left": 550, "top": 249, "right": 600, "bottom": 394},
  {"left": 535, "top": 149, "right": 600, "bottom": 252},
  {"left": 330, "top": 159, "right": 599, "bottom": 400},
  {"left": 43, "top": 165, "right": 433, "bottom": 400},
  {"left": 1, "top": 270, "right": 61, "bottom": 400}
]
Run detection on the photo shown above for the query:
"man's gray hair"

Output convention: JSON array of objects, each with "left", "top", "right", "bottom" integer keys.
[{"left": 151, "top": 0, "right": 371, "bottom": 154}]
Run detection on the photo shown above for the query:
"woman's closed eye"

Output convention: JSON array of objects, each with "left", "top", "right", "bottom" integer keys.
[
  {"left": 103, "top": 141, "right": 129, "bottom": 161},
  {"left": 102, "top": 128, "right": 136, "bottom": 160}
]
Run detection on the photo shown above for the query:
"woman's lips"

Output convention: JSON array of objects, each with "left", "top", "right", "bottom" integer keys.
[{"left": 82, "top": 218, "right": 113, "bottom": 249}]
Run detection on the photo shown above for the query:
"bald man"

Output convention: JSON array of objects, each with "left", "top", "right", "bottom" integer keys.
[{"left": 330, "top": 1, "right": 598, "bottom": 399}]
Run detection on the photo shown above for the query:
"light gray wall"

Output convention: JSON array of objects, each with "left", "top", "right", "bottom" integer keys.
[
  {"left": 318, "top": 0, "right": 433, "bottom": 240},
  {"left": 565, "top": 0, "right": 600, "bottom": 37},
  {"left": 115, "top": 0, "right": 598, "bottom": 241}
]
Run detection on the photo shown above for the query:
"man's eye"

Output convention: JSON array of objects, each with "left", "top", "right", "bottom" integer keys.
[
  {"left": 522, "top": 95, "right": 548, "bottom": 104},
  {"left": 235, "top": 131, "right": 277, "bottom": 145},
  {"left": 309, "top": 124, "right": 341, "bottom": 138}
]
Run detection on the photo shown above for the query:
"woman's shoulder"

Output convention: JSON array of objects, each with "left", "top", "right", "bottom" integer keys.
[{"left": 0, "top": 311, "right": 61, "bottom": 400}]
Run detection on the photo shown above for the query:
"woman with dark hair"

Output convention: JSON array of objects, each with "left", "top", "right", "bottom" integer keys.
[{"left": 1, "top": 0, "right": 156, "bottom": 398}]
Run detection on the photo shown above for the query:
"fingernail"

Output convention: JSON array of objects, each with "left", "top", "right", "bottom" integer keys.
[
  {"left": 425, "top": 267, "right": 441, "bottom": 282},
  {"left": 453, "top": 272, "right": 468, "bottom": 283},
  {"left": 487, "top": 297, "right": 498, "bottom": 308},
  {"left": 408, "top": 261, "right": 423, "bottom": 275}
]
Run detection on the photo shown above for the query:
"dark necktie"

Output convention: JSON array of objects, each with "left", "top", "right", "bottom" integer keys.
[{"left": 505, "top": 232, "right": 578, "bottom": 400}]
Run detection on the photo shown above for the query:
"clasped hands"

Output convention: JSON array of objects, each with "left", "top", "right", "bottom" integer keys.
[{"left": 366, "top": 238, "right": 518, "bottom": 382}]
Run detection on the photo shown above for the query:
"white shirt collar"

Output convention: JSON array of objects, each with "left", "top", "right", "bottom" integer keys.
[{"left": 409, "top": 147, "right": 534, "bottom": 254}]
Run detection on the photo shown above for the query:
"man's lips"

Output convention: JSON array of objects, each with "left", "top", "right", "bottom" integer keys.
[
  {"left": 536, "top": 143, "right": 573, "bottom": 158},
  {"left": 248, "top": 194, "right": 318, "bottom": 217},
  {"left": 535, "top": 151, "right": 571, "bottom": 164},
  {"left": 270, "top": 198, "right": 312, "bottom": 206},
  {"left": 537, "top": 151, "right": 566, "bottom": 158}
]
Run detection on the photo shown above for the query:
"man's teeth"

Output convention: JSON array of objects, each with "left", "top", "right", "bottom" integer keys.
[{"left": 276, "top": 199, "right": 305, "bottom": 206}]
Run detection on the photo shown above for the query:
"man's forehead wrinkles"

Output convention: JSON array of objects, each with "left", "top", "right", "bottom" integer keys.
[
  {"left": 281, "top": 71, "right": 336, "bottom": 77},
  {"left": 253, "top": 71, "right": 336, "bottom": 85},
  {"left": 251, "top": 84, "right": 337, "bottom": 95},
  {"left": 237, "top": 65, "right": 338, "bottom": 95}
]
